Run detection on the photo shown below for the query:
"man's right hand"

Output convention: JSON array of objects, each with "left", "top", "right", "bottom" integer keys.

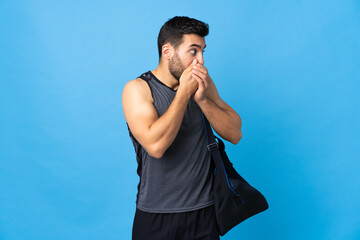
[
  {"left": 123, "top": 62, "right": 198, "bottom": 158},
  {"left": 178, "top": 59, "right": 199, "bottom": 96}
]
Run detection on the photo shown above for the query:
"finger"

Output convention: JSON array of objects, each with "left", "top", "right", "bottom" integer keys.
[
  {"left": 193, "top": 71, "right": 209, "bottom": 90},
  {"left": 185, "top": 59, "right": 199, "bottom": 73},
  {"left": 190, "top": 59, "right": 198, "bottom": 68},
  {"left": 193, "top": 64, "right": 208, "bottom": 75},
  {"left": 192, "top": 73, "right": 205, "bottom": 90},
  {"left": 202, "top": 77, "right": 209, "bottom": 89},
  {"left": 192, "top": 68, "right": 207, "bottom": 81},
  {"left": 192, "top": 72, "right": 202, "bottom": 84}
]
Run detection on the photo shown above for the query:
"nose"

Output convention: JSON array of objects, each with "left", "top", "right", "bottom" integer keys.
[{"left": 197, "top": 53, "right": 204, "bottom": 65}]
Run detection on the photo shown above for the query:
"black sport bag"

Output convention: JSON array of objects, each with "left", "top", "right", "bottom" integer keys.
[{"left": 202, "top": 115, "right": 269, "bottom": 236}]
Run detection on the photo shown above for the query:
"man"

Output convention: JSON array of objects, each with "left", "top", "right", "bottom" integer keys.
[{"left": 122, "top": 16, "right": 242, "bottom": 240}]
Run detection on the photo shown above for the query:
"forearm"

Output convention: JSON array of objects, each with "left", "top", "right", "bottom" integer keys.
[
  {"left": 197, "top": 98, "right": 242, "bottom": 144},
  {"left": 145, "top": 91, "right": 191, "bottom": 158}
]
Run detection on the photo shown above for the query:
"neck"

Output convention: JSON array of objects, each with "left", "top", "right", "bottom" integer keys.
[{"left": 151, "top": 61, "right": 179, "bottom": 90}]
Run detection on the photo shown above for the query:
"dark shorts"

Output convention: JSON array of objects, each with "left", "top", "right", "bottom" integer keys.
[{"left": 132, "top": 205, "right": 220, "bottom": 240}]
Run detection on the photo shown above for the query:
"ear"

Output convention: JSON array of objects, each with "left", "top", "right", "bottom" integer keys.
[{"left": 162, "top": 43, "right": 173, "bottom": 60}]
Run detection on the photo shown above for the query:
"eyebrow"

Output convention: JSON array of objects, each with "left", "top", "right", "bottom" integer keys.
[{"left": 189, "top": 44, "right": 207, "bottom": 50}]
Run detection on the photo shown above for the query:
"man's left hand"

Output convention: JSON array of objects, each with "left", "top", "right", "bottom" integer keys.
[{"left": 191, "top": 63, "right": 211, "bottom": 103}]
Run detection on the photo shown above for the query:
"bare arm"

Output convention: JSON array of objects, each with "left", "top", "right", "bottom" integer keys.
[
  {"left": 122, "top": 63, "right": 198, "bottom": 158},
  {"left": 192, "top": 65, "right": 242, "bottom": 144}
]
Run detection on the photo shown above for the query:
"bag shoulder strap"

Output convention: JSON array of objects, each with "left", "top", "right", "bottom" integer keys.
[
  {"left": 202, "top": 113, "right": 219, "bottom": 151},
  {"left": 202, "top": 115, "right": 229, "bottom": 181},
  {"left": 202, "top": 114, "right": 242, "bottom": 198}
]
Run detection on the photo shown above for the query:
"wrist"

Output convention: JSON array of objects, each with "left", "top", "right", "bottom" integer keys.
[
  {"left": 177, "top": 85, "right": 193, "bottom": 99},
  {"left": 176, "top": 88, "right": 193, "bottom": 103},
  {"left": 195, "top": 96, "right": 210, "bottom": 107}
]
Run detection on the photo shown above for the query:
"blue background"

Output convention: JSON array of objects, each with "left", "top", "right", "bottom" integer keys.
[{"left": 1, "top": 0, "right": 359, "bottom": 239}]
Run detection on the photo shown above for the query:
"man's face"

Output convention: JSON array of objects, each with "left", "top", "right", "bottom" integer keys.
[{"left": 168, "top": 34, "right": 206, "bottom": 80}]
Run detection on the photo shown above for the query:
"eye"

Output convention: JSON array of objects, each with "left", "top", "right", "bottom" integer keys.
[{"left": 190, "top": 49, "right": 197, "bottom": 56}]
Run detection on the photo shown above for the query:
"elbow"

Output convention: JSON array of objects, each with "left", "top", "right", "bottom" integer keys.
[
  {"left": 146, "top": 143, "right": 166, "bottom": 159},
  {"left": 149, "top": 151, "right": 164, "bottom": 159},
  {"left": 230, "top": 116, "right": 242, "bottom": 145},
  {"left": 230, "top": 130, "right": 242, "bottom": 145}
]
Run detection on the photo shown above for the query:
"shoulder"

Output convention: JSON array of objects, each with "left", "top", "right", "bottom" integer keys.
[
  {"left": 123, "top": 77, "right": 149, "bottom": 93},
  {"left": 122, "top": 77, "right": 158, "bottom": 130},
  {"left": 122, "top": 78, "right": 154, "bottom": 114},
  {"left": 122, "top": 77, "right": 152, "bottom": 102}
]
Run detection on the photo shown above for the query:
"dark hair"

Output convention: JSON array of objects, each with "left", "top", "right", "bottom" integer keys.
[{"left": 157, "top": 16, "right": 209, "bottom": 59}]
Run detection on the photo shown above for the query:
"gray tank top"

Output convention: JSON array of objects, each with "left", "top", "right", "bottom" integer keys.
[{"left": 127, "top": 71, "right": 214, "bottom": 213}]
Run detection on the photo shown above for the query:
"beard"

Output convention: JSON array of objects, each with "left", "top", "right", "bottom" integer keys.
[{"left": 168, "top": 52, "right": 185, "bottom": 81}]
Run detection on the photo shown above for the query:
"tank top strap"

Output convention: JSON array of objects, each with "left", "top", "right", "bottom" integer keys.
[{"left": 138, "top": 71, "right": 152, "bottom": 82}]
